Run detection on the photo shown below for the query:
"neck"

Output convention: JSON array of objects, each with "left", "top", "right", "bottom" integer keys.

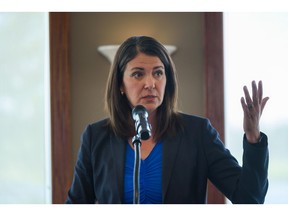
[{"left": 148, "top": 110, "right": 156, "bottom": 134}]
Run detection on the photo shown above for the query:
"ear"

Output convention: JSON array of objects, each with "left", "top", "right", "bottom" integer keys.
[{"left": 120, "top": 86, "right": 124, "bottom": 95}]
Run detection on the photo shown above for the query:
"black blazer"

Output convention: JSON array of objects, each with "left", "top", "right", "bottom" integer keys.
[{"left": 66, "top": 113, "right": 268, "bottom": 204}]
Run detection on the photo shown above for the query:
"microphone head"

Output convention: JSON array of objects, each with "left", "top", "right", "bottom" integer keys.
[
  {"left": 140, "top": 130, "right": 151, "bottom": 140},
  {"left": 132, "top": 105, "right": 151, "bottom": 140},
  {"left": 132, "top": 105, "right": 148, "bottom": 120}
]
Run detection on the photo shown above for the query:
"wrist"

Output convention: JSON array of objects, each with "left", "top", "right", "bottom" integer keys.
[{"left": 246, "top": 132, "right": 261, "bottom": 144}]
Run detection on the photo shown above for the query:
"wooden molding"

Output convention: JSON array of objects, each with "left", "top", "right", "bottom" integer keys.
[
  {"left": 204, "top": 12, "right": 226, "bottom": 204},
  {"left": 50, "top": 12, "right": 72, "bottom": 204}
]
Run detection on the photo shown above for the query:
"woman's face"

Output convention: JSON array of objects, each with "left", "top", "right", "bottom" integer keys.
[{"left": 121, "top": 52, "right": 167, "bottom": 114}]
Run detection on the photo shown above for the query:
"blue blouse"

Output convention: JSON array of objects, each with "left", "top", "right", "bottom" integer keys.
[{"left": 123, "top": 142, "right": 162, "bottom": 204}]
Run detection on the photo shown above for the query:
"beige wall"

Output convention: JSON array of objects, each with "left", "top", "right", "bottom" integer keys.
[{"left": 70, "top": 12, "right": 205, "bottom": 163}]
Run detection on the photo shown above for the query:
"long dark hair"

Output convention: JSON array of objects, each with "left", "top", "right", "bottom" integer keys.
[{"left": 105, "top": 36, "right": 181, "bottom": 141}]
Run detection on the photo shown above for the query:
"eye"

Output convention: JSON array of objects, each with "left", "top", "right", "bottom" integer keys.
[
  {"left": 130, "top": 71, "right": 144, "bottom": 79},
  {"left": 153, "top": 70, "right": 164, "bottom": 78}
]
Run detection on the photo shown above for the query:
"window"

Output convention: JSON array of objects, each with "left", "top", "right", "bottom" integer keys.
[
  {"left": 0, "top": 12, "right": 51, "bottom": 203},
  {"left": 224, "top": 12, "right": 288, "bottom": 203}
]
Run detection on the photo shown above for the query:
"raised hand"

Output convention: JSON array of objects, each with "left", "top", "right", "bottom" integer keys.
[{"left": 240, "top": 80, "right": 269, "bottom": 143}]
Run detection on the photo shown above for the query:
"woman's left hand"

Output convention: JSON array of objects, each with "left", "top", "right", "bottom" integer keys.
[{"left": 241, "top": 80, "right": 269, "bottom": 144}]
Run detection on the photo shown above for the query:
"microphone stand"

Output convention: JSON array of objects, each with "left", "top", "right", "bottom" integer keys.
[{"left": 132, "top": 134, "right": 141, "bottom": 204}]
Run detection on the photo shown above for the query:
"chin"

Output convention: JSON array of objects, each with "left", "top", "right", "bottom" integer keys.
[{"left": 141, "top": 104, "right": 159, "bottom": 114}]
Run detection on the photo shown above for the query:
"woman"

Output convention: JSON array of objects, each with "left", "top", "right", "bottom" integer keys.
[{"left": 66, "top": 36, "right": 269, "bottom": 204}]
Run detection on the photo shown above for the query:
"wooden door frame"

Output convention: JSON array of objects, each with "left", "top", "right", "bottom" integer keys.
[
  {"left": 50, "top": 12, "right": 72, "bottom": 204},
  {"left": 204, "top": 12, "right": 226, "bottom": 204}
]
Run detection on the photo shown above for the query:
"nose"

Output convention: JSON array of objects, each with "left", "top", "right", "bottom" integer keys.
[{"left": 144, "top": 75, "right": 155, "bottom": 90}]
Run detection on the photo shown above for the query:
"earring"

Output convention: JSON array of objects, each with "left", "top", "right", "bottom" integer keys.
[{"left": 121, "top": 91, "right": 124, "bottom": 95}]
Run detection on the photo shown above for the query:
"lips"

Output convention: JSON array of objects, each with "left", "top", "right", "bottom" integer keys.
[{"left": 142, "top": 95, "right": 156, "bottom": 99}]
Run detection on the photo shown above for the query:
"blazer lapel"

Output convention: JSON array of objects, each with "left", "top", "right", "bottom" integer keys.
[
  {"left": 162, "top": 133, "right": 182, "bottom": 201},
  {"left": 110, "top": 134, "right": 127, "bottom": 203}
]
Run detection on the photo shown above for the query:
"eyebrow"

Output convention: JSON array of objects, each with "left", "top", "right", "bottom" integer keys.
[{"left": 130, "top": 66, "right": 165, "bottom": 71}]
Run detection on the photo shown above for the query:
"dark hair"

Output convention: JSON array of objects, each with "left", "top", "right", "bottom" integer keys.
[{"left": 105, "top": 36, "right": 181, "bottom": 141}]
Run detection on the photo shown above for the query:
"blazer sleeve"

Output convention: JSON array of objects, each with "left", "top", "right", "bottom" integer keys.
[
  {"left": 233, "top": 133, "right": 269, "bottom": 204},
  {"left": 203, "top": 119, "right": 269, "bottom": 204},
  {"left": 65, "top": 125, "right": 96, "bottom": 204}
]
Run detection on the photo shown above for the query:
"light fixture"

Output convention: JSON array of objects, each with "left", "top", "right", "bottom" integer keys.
[{"left": 97, "top": 44, "right": 177, "bottom": 63}]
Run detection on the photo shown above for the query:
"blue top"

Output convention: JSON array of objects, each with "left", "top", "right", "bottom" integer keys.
[{"left": 123, "top": 142, "right": 162, "bottom": 204}]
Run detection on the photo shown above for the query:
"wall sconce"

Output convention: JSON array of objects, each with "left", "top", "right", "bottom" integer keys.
[{"left": 98, "top": 44, "right": 177, "bottom": 63}]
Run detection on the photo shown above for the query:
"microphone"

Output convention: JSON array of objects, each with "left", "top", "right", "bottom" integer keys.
[{"left": 132, "top": 105, "right": 151, "bottom": 140}]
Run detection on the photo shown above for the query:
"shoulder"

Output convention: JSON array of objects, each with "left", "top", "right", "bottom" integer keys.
[
  {"left": 81, "top": 118, "right": 113, "bottom": 142},
  {"left": 88, "top": 118, "right": 110, "bottom": 131},
  {"left": 177, "top": 112, "right": 210, "bottom": 126},
  {"left": 175, "top": 112, "right": 217, "bottom": 137}
]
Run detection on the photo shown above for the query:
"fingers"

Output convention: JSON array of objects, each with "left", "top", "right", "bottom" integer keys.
[
  {"left": 243, "top": 85, "right": 253, "bottom": 107},
  {"left": 243, "top": 80, "right": 262, "bottom": 107},
  {"left": 242, "top": 80, "right": 269, "bottom": 114},
  {"left": 261, "top": 97, "right": 270, "bottom": 113},
  {"left": 258, "top": 80, "right": 263, "bottom": 102},
  {"left": 240, "top": 96, "right": 249, "bottom": 114},
  {"left": 258, "top": 80, "right": 269, "bottom": 114},
  {"left": 252, "top": 80, "right": 259, "bottom": 106},
  {"left": 241, "top": 80, "right": 269, "bottom": 141}
]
